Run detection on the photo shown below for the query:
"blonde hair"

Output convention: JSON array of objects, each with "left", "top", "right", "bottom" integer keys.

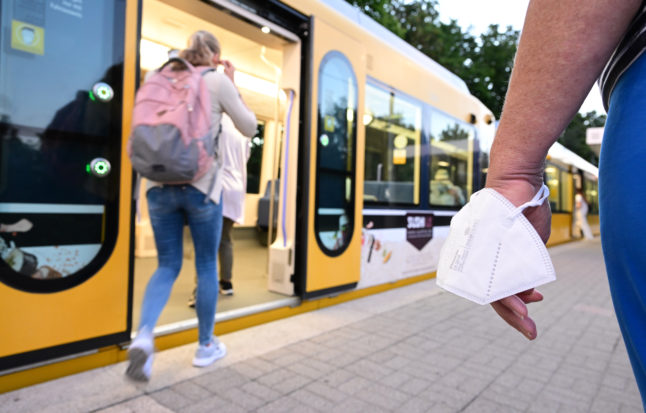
[{"left": 179, "top": 30, "right": 221, "bottom": 66}]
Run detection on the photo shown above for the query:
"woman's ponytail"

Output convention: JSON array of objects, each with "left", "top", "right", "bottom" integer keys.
[{"left": 179, "top": 30, "right": 221, "bottom": 67}]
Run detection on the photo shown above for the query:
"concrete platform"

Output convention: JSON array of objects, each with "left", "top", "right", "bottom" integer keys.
[{"left": 1, "top": 239, "right": 643, "bottom": 412}]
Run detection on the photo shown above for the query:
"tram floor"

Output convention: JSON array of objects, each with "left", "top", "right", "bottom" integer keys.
[{"left": 132, "top": 228, "right": 288, "bottom": 328}]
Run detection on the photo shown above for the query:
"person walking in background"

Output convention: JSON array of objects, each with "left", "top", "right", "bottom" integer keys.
[
  {"left": 188, "top": 114, "right": 252, "bottom": 306},
  {"left": 126, "top": 30, "right": 257, "bottom": 381},
  {"left": 460, "top": 0, "right": 646, "bottom": 407},
  {"left": 573, "top": 188, "right": 594, "bottom": 240},
  {"left": 215, "top": 114, "right": 251, "bottom": 296}
]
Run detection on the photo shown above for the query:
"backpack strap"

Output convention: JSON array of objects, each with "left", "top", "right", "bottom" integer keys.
[
  {"left": 199, "top": 66, "right": 217, "bottom": 204},
  {"left": 133, "top": 172, "right": 142, "bottom": 222}
]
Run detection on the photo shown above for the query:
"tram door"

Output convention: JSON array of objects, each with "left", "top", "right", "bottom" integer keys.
[
  {"left": 0, "top": 0, "right": 135, "bottom": 369},
  {"left": 302, "top": 18, "right": 366, "bottom": 297}
]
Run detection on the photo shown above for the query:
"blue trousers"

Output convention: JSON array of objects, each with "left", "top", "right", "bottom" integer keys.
[
  {"left": 138, "top": 185, "right": 222, "bottom": 345},
  {"left": 600, "top": 52, "right": 646, "bottom": 407}
]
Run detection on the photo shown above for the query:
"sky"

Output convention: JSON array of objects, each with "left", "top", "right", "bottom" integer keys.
[{"left": 436, "top": 0, "right": 606, "bottom": 115}]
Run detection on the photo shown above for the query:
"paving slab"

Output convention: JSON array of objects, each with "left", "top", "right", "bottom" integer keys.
[{"left": 0, "top": 239, "right": 643, "bottom": 412}]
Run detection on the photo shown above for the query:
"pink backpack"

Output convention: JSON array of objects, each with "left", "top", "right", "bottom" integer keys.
[{"left": 128, "top": 58, "right": 219, "bottom": 187}]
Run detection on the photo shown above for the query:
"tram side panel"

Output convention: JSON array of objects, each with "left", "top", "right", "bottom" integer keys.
[
  {"left": 303, "top": 17, "right": 365, "bottom": 296},
  {"left": 0, "top": 0, "right": 136, "bottom": 368}
]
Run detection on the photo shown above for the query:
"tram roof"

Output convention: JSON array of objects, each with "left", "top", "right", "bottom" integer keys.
[
  {"left": 319, "top": 0, "right": 471, "bottom": 94},
  {"left": 548, "top": 141, "right": 599, "bottom": 178}
]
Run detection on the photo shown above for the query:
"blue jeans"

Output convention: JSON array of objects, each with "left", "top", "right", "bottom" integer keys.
[
  {"left": 138, "top": 185, "right": 222, "bottom": 345},
  {"left": 600, "top": 53, "right": 646, "bottom": 408}
]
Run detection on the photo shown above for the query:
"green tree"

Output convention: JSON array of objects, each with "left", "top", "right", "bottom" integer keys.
[
  {"left": 558, "top": 111, "right": 605, "bottom": 166},
  {"left": 463, "top": 25, "right": 518, "bottom": 118},
  {"left": 347, "top": 0, "right": 406, "bottom": 37},
  {"left": 346, "top": 0, "right": 517, "bottom": 118},
  {"left": 439, "top": 124, "right": 471, "bottom": 141}
]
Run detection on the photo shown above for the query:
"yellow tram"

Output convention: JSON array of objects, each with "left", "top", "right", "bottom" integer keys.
[{"left": 0, "top": 0, "right": 598, "bottom": 391}]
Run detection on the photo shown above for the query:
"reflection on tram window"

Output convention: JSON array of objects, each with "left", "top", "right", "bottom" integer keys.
[
  {"left": 429, "top": 111, "right": 472, "bottom": 207},
  {"left": 247, "top": 122, "right": 265, "bottom": 194},
  {"left": 315, "top": 51, "right": 356, "bottom": 254},
  {"left": 363, "top": 83, "right": 421, "bottom": 205},
  {"left": 0, "top": 1, "right": 125, "bottom": 290},
  {"left": 545, "top": 164, "right": 562, "bottom": 211}
]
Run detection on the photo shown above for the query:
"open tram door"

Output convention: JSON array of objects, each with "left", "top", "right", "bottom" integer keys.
[
  {"left": 0, "top": 0, "right": 137, "bottom": 371},
  {"left": 291, "top": 16, "right": 366, "bottom": 298}
]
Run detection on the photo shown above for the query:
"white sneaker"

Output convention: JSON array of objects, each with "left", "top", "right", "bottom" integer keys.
[
  {"left": 192, "top": 337, "right": 226, "bottom": 367},
  {"left": 126, "top": 331, "right": 154, "bottom": 381}
]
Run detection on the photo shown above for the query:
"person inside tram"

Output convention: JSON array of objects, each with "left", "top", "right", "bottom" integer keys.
[
  {"left": 467, "top": 0, "right": 645, "bottom": 407},
  {"left": 430, "top": 168, "right": 465, "bottom": 206},
  {"left": 573, "top": 188, "right": 594, "bottom": 240},
  {"left": 126, "top": 30, "right": 257, "bottom": 382},
  {"left": 188, "top": 113, "right": 252, "bottom": 306}
]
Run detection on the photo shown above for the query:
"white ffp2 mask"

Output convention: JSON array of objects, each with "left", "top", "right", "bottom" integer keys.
[{"left": 437, "top": 185, "right": 556, "bottom": 305}]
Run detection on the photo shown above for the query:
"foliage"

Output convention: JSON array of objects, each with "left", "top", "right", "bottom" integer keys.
[
  {"left": 347, "top": 0, "right": 407, "bottom": 37},
  {"left": 464, "top": 25, "right": 518, "bottom": 119},
  {"left": 346, "top": 0, "right": 517, "bottom": 118},
  {"left": 439, "top": 124, "right": 471, "bottom": 142},
  {"left": 558, "top": 111, "right": 605, "bottom": 166}
]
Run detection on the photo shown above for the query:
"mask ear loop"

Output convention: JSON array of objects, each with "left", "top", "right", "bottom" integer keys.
[{"left": 508, "top": 184, "right": 550, "bottom": 220}]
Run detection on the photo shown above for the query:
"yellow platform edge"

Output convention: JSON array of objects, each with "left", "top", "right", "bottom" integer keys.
[{"left": 0, "top": 272, "right": 435, "bottom": 394}]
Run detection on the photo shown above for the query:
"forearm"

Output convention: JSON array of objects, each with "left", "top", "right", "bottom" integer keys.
[{"left": 488, "top": 0, "right": 641, "bottom": 188}]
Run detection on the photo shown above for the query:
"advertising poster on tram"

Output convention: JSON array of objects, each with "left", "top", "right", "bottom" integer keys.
[{"left": 358, "top": 211, "right": 449, "bottom": 288}]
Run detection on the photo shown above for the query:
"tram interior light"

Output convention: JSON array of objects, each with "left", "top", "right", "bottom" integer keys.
[
  {"left": 140, "top": 38, "right": 169, "bottom": 72},
  {"left": 140, "top": 38, "right": 283, "bottom": 99}
]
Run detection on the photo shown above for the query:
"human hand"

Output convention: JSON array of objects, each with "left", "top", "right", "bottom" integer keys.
[
  {"left": 485, "top": 175, "right": 552, "bottom": 339},
  {"left": 491, "top": 289, "right": 544, "bottom": 340},
  {"left": 220, "top": 59, "right": 235, "bottom": 83}
]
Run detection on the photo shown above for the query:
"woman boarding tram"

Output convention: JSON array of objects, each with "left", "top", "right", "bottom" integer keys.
[
  {"left": 0, "top": 0, "right": 598, "bottom": 390},
  {"left": 126, "top": 30, "right": 257, "bottom": 381}
]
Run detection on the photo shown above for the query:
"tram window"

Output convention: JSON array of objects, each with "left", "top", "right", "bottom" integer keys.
[
  {"left": 477, "top": 123, "right": 495, "bottom": 190},
  {"left": 363, "top": 83, "right": 422, "bottom": 205},
  {"left": 584, "top": 177, "right": 599, "bottom": 214},
  {"left": 246, "top": 122, "right": 265, "bottom": 194},
  {"left": 545, "top": 165, "right": 562, "bottom": 211},
  {"left": 560, "top": 170, "right": 573, "bottom": 213},
  {"left": 0, "top": 1, "right": 125, "bottom": 292},
  {"left": 429, "top": 111, "right": 473, "bottom": 207},
  {"left": 314, "top": 51, "right": 357, "bottom": 255}
]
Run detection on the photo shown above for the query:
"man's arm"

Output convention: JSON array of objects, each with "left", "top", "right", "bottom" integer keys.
[{"left": 485, "top": 0, "right": 641, "bottom": 340}]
